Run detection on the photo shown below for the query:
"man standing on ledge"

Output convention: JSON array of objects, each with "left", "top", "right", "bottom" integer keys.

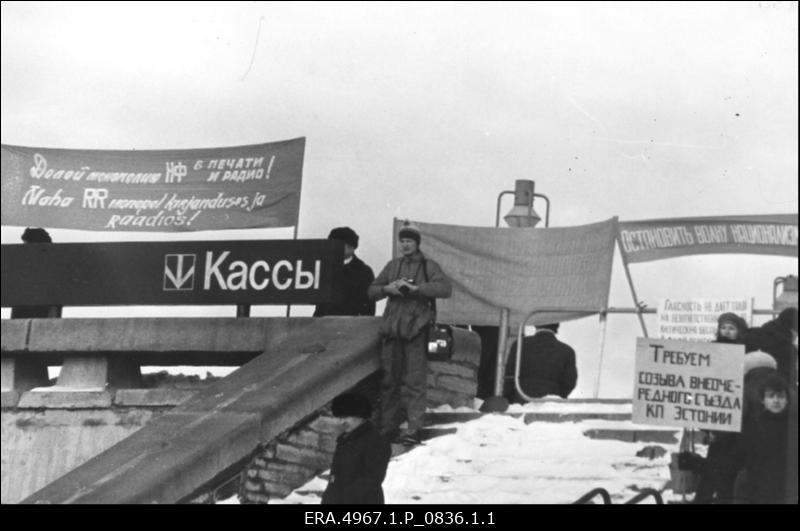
[
  {"left": 368, "top": 220, "right": 452, "bottom": 446},
  {"left": 503, "top": 323, "right": 577, "bottom": 403},
  {"left": 314, "top": 227, "right": 376, "bottom": 317}
]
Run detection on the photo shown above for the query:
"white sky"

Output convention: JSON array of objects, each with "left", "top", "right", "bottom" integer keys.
[{"left": 2, "top": 1, "right": 798, "bottom": 397}]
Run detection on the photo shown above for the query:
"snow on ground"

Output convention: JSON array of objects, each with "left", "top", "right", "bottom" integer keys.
[{"left": 241, "top": 400, "right": 685, "bottom": 505}]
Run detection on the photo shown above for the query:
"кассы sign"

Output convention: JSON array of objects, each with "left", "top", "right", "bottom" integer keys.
[{"left": 1, "top": 240, "right": 344, "bottom": 307}]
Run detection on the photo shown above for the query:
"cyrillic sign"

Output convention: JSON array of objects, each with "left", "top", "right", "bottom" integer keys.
[
  {"left": 0, "top": 240, "right": 343, "bottom": 306},
  {"left": 656, "top": 298, "right": 751, "bottom": 341},
  {"left": 0, "top": 138, "right": 305, "bottom": 231},
  {"left": 618, "top": 214, "right": 798, "bottom": 263},
  {"left": 632, "top": 338, "right": 744, "bottom": 432}
]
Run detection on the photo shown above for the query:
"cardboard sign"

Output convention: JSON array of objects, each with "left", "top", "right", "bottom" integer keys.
[
  {"left": 656, "top": 298, "right": 751, "bottom": 341},
  {"left": 632, "top": 337, "right": 744, "bottom": 432}
]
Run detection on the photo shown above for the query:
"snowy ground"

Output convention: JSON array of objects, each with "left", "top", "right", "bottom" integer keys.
[{"left": 220, "top": 400, "right": 689, "bottom": 505}]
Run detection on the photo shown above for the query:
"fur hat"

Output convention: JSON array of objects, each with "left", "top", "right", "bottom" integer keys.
[
  {"left": 398, "top": 219, "right": 421, "bottom": 245},
  {"left": 777, "top": 307, "right": 798, "bottom": 333},
  {"left": 21, "top": 227, "right": 52, "bottom": 243},
  {"left": 744, "top": 350, "right": 778, "bottom": 374},
  {"left": 328, "top": 227, "right": 359, "bottom": 249},
  {"left": 331, "top": 393, "right": 372, "bottom": 419},
  {"left": 717, "top": 312, "right": 748, "bottom": 336}
]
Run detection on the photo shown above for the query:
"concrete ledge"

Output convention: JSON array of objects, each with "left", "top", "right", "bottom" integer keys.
[
  {"left": 114, "top": 389, "right": 198, "bottom": 407},
  {"left": 1, "top": 317, "right": 384, "bottom": 366},
  {"left": 583, "top": 428, "right": 679, "bottom": 444},
  {"left": 523, "top": 412, "right": 631, "bottom": 423},
  {"left": 21, "top": 318, "right": 383, "bottom": 504},
  {"left": 17, "top": 391, "right": 113, "bottom": 409},
  {"left": 0, "top": 320, "right": 28, "bottom": 351},
  {"left": 1, "top": 391, "right": 20, "bottom": 408}
]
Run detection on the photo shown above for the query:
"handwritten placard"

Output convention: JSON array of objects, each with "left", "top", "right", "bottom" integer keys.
[
  {"left": 632, "top": 337, "right": 744, "bottom": 432},
  {"left": 656, "top": 298, "right": 751, "bottom": 341}
]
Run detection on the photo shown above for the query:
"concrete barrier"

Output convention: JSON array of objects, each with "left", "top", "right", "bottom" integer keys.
[{"left": 20, "top": 317, "right": 384, "bottom": 503}]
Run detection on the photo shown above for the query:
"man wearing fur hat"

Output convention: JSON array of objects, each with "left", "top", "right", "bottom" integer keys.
[
  {"left": 314, "top": 227, "right": 376, "bottom": 317},
  {"left": 322, "top": 393, "right": 391, "bottom": 505},
  {"left": 368, "top": 220, "right": 452, "bottom": 446},
  {"left": 11, "top": 227, "right": 62, "bottom": 319}
]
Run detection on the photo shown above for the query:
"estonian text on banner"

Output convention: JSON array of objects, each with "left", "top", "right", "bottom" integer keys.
[
  {"left": 391, "top": 217, "right": 617, "bottom": 327},
  {"left": 1, "top": 138, "right": 305, "bottom": 232},
  {"left": 656, "top": 298, "right": 752, "bottom": 341},
  {"left": 632, "top": 337, "right": 744, "bottom": 432},
  {"left": 618, "top": 214, "right": 797, "bottom": 263}
]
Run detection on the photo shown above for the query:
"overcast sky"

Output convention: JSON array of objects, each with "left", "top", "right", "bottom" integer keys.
[{"left": 2, "top": 1, "right": 797, "bottom": 396}]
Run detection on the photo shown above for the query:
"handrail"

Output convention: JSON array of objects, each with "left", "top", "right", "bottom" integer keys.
[
  {"left": 513, "top": 307, "right": 601, "bottom": 403},
  {"left": 624, "top": 488, "right": 663, "bottom": 504},
  {"left": 572, "top": 487, "right": 612, "bottom": 504}
]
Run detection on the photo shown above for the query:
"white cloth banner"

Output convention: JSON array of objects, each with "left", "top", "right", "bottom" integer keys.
[{"left": 392, "top": 217, "right": 618, "bottom": 327}]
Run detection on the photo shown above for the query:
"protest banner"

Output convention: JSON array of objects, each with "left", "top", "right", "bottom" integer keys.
[
  {"left": 618, "top": 214, "right": 797, "bottom": 263},
  {"left": 656, "top": 298, "right": 751, "bottom": 341},
  {"left": 392, "top": 218, "right": 617, "bottom": 327},
  {"left": 632, "top": 337, "right": 744, "bottom": 432},
  {"left": 1, "top": 138, "right": 305, "bottom": 231}
]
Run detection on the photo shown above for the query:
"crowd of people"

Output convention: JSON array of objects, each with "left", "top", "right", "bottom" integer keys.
[
  {"left": 693, "top": 309, "right": 798, "bottom": 504},
  {"left": 9, "top": 225, "right": 797, "bottom": 505}
]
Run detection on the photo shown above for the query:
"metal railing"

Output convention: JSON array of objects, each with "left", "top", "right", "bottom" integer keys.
[
  {"left": 624, "top": 488, "right": 664, "bottom": 504},
  {"left": 572, "top": 488, "right": 612, "bottom": 504},
  {"left": 573, "top": 487, "right": 664, "bottom": 504}
]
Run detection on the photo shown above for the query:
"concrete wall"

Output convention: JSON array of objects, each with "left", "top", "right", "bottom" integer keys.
[
  {"left": 1, "top": 318, "right": 481, "bottom": 504},
  {"left": 240, "top": 330, "right": 482, "bottom": 503},
  {"left": 1, "top": 408, "right": 161, "bottom": 504}
]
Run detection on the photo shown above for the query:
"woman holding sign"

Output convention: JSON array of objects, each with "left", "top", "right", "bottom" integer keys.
[{"left": 693, "top": 312, "right": 749, "bottom": 504}]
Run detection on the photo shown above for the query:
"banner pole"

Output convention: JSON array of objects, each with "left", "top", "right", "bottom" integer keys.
[
  {"left": 593, "top": 310, "right": 609, "bottom": 398},
  {"left": 286, "top": 223, "right": 300, "bottom": 318},
  {"left": 616, "top": 235, "right": 648, "bottom": 337}
]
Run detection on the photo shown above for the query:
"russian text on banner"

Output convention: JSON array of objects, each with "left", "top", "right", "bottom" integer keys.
[
  {"left": 1, "top": 138, "right": 305, "bottom": 231},
  {"left": 618, "top": 214, "right": 798, "bottom": 263}
]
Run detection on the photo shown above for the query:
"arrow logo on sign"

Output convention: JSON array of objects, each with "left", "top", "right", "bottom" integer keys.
[{"left": 163, "top": 254, "right": 196, "bottom": 291}]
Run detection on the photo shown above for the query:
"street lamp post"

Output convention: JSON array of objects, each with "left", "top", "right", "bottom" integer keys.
[{"left": 480, "top": 180, "right": 550, "bottom": 413}]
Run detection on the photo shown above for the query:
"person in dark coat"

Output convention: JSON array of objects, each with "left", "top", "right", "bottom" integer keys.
[
  {"left": 10, "top": 227, "right": 62, "bottom": 319},
  {"left": 745, "top": 308, "right": 797, "bottom": 382},
  {"left": 321, "top": 393, "right": 391, "bottom": 505},
  {"left": 503, "top": 323, "right": 577, "bottom": 403},
  {"left": 737, "top": 372, "right": 796, "bottom": 504},
  {"left": 694, "top": 312, "right": 749, "bottom": 504},
  {"left": 314, "top": 227, "right": 376, "bottom": 317}
]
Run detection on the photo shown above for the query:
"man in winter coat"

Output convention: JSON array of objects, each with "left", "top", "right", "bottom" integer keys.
[
  {"left": 503, "top": 323, "right": 577, "bottom": 403},
  {"left": 745, "top": 307, "right": 797, "bottom": 383},
  {"left": 314, "top": 227, "right": 376, "bottom": 317},
  {"left": 368, "top": 220, "right": 452, "bottom": 446},
  {"left": 322, "top": 393, "right": 391, "bottom": 505},
  {"left": 737, "top": 372, "right": 796, "bottom": 504},
  {"left": 10, "top": 227, "right": 62, "bottom": 319}
]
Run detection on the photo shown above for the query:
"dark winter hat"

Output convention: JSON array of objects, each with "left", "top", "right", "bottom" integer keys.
[
  {"left": 398, "top": 220, "right": 421, "bottom": 245},
  {"left": 328, "top": 227, "right": 359, "bottom": 249},
  {"left": 21, "top": 227, "right": 52, "bottom": 243},
  {"left": 331, "top": 393, "right": 372, "bottom": 419},
  {"left": 777, "top": 307, "right": 798, "bottom": 333},
  {"left": 537, "top": 323, "right": 560, "bottom": 333},
  {"left": 717, "top": 312, "right": 748, "bottom": 335},
  {"left": 759, "top": 372, "right": 789, "bottom": 398}
]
